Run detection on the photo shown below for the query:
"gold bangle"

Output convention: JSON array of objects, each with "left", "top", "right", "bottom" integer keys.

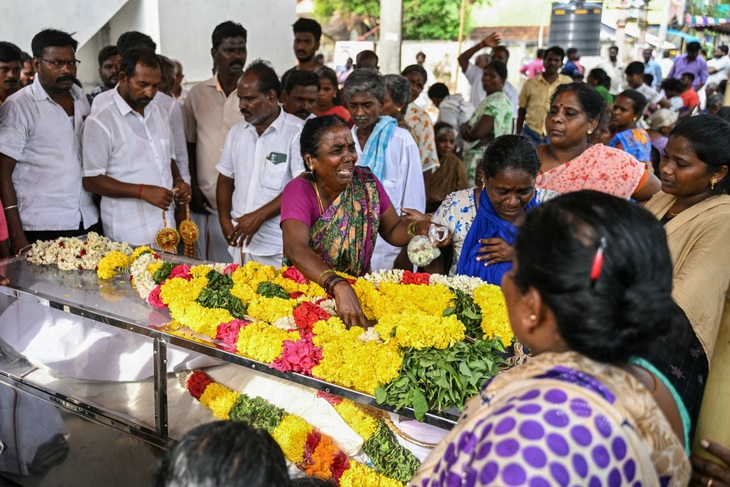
[
  {"left": 317, "top": 268, "right": 335, "bottom": 285},
  {"left": 407, "top": 221, "right": 418, "bottom": 238}
]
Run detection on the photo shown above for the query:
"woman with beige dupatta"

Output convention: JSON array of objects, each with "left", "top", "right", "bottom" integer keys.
[
  {"left": 644, "top": 115, "right": 730, "bottom": 435},
  {"left": 411, "top": 191, "right": 690, "bottom": 487}
]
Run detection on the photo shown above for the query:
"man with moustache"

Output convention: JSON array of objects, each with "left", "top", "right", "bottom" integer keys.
[
  {"left": 280, "top": 18, "right": 321, "bottom": 89},
  {"left": 0, "top": 29, "right": 98, "bottom": 254},
  {"left": 18, "top": 52, "right": 34, "bottom": 88},
  {"left": 0, "top": 42, "right": 21, "bottom": 105},
  {"left": 87, "top": 45, "right": 118, "bottom": 104},
  {"left": 216, "top": 60, "right": 304, "bottom": 266},
  {"left": 183, "top": 21, "right": 247, "bottom": 262},
  {"left": 281, "top": 70, "right": 319, "bottom": 120},
  {"left": 82, "top": 49, "right": 191, "bottom": 246}
]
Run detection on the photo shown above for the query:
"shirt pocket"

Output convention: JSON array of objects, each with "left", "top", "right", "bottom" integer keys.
[{"left": 259, "top": 157, "right": 289, "bottom": 192}]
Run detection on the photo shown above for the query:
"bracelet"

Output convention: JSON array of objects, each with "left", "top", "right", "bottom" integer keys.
[
  {"left": 136, "top": 184, "right": 144, "bottom": 199},
  {"left": 3, "top": 205, "right": 18, "bottom": 211},
  {"left": 323, "top": 274, "right": 339, "bottom": 294},
  {"left": 317, "top": 269, "right": 335, "bottom": 285},
  {"left": 326, "top": 276, "right": 346, "bottom": 295},
  {"left": 16, "top": 244, "right": 32, "bottom": 257},
  {"left": 407, "top": 221, "right": 418, "bottom": 238}
]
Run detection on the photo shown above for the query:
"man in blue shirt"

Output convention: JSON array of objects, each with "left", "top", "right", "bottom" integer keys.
[{"left": 643, "top": 48, "right": 663, "bottom": 88}]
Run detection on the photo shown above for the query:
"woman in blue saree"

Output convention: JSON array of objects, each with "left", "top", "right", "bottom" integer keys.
[{"left": 456, "top": 135, "right": 555, "bottom": 284}]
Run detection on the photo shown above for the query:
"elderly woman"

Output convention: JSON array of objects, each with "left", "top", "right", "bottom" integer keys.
[
  {"left": 281, "top": 116, "right": 445, "bottom": 328},
  {"left": 411, "top": 191, "right": 691, "bottom": 486},
  {"left": 381, "top": 74, "right": 412, "bottom": 135},
  {"left": 608, "top": 89, "right": 652, "bottom": 164},
  {"left": 647, "top": 108, "right": 677, "bottom": 175},
  {"left": 460, "top": 61, "right": 513, "bottom": 184},
  {"left": 537, "top": 83, "right": 660, "bottom": 201},
  {"left": 343, "top": 69, "right": 425, "bottom": 271},
  {"left": 644, "top": 115, "right": 730, "bottom": 430}
]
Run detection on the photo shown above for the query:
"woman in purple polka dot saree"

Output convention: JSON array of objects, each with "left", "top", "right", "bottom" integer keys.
[{"left": 411, "top": 192, "right": 691, "bottom": 487}]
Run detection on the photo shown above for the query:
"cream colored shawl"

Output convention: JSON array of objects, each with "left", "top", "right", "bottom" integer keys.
[{"left": 645, "top": 192, "right": 730, "bottom": 362}]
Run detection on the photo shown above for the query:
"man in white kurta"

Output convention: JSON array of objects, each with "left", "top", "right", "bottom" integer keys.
[
  {"left": 82, "top": 50, "right": 190, "bottom": 246},
  {"left": 216, "top": 61, "right": 304, "bottom": 267}
]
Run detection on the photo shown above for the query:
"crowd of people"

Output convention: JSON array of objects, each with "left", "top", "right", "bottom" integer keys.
[{"left": 1, "top": 16, "right": 729, "bottom": 487}]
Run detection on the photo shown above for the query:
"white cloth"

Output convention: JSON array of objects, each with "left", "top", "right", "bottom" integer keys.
[
  {"left": 190, "top": 209, "right": 233, "bottom": 263},
  {"left": 0, "top": 79, "right": 98, "bottom": 231},
  {"left": 82, "top": 89, "right": 174, "bottom": 246},
  {"left": 215, "top": 108, "right": 304, "bottom": 258},
  {"left": 465, "top": 62, "right": 485, "bottom": 107},
  {"left": 503, "top": 81, "right": 519, "bottom": 121},
  {"left": 707, "top": 55, "right": 730, "bottom": 85},
  {"left": 154, "top": 92, "right": 190, "bottom": 184},
  {"left": 596, "top": 59, "right": 625, "bottom": 95},
  {"left": 352, "top": 125, "right": 426, "bottom": 271},
  {"left": 636, "top": 83, "right": 663, "bottom": 106},
  {"left": 437, "top": 94, "right": 475, "bottom": 129},
  {"left": 174, "top": 87, "right": 189, "bottom": 105}
]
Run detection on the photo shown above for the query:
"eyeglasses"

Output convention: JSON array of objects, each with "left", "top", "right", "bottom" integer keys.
[{"left": 41, "top": 58, "right": 81, "bottom": 68}]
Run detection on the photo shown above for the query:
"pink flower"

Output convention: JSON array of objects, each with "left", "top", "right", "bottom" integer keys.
[
  {"left": 147, "top": 285, "right": 167, "bottom": 309},
  {"left": 223, "top": 263, "right": 239, "bottom": 275},
  {"left": 169, "top": 264, "right": 192, "bottom": 280},
  {"left": 215, "top": 319, "right": 249, "bottom": 352},
  {"left": 270, "top": 338, "right": 322, "bottom": 375},
  {"left": 282, "top": 266, "right": 309, "bottom": 284}
]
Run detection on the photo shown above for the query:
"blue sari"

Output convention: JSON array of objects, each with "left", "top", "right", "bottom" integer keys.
[{"left": 455, "top": 189, "right": 539, "bottom": 284}]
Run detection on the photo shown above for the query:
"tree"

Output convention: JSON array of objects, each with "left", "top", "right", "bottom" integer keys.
[{"left": 312, "top": 0, "right": 485, "bottom": 41}]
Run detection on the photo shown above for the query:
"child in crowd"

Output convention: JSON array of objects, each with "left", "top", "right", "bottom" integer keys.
[{"left": 426, "top": 123, "right": 469, "bottom": 213}]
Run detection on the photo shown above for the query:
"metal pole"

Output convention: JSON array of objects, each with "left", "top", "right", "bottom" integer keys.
[
  {"left": 380, "top": 0, "right": 403, "bottom": 74},
  {"left": 454, "top": 0, "right": 468, "bottom": 91}
]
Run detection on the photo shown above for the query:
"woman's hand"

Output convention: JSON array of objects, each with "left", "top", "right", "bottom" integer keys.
[
  {"left": 459, "top": 123, "right": 471, "bottom": 141},
  {"left": 691, "top": 438, "right": 730, "bottom": 487},
  {"left": 476, "top": 237, "right": 514, "bottom": 265},
  {"left": 0, "top": 273, "right": 8, "bottom": 286},
  {"left": 332, "top": 281, "right": 368, "bottom": 329},
  {"left": 401, "top": 208, "right": 431, "bottom": 223}
]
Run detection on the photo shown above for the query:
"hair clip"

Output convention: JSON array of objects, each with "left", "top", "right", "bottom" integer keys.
[{"left": 589, "top": 237, "right": 607, "bottom": 287}]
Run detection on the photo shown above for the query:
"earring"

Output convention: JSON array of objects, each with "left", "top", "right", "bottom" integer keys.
[
  {"left": 711, "top": 178, "right": 717, "bottom": 191},
  {"left": 529, "top": 314, "right": 537, "bottom": 321},
  {"left": 587, "top": 129, "right": 593, "bottom": 135}
]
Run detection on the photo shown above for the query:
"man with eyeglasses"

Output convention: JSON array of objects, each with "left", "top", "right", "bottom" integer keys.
[{"left": 0, "top": 29, "right": 98, "bottom": 254}]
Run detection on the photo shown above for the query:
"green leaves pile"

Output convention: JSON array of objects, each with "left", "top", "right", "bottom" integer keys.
[
  {"left": 363, "top": 422, "right": 421, "bottom": 483},
  {"left": 196, "top": 270, "right": 247, "bottom": 319},
  {"left": 229, "top": 395, "right": 286, "bottom": 433},
  {"left": 444, "top": 289, "right": 483, "bottom": 339},
  {"left": 257, "top": 281, "right": 290, "bottom": 300},
  {"left": 375, "top": 339, "right": 505, "bottom": 421}
]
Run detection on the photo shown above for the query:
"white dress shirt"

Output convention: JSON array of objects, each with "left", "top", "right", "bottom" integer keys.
[
  {"left": 707, "top": 56, "right": 730, "bottom": 86},
  {"left": 465, "top": 63, "right": 486, "bottom": 107},
  {"left": 215, "top": 108, "right": 305, "bottom": 258},
  {"left": 0, "top": 78, "right": 98, "bottom": 231},
  {"left": 82, "top": 89, "right": 174, "bottom": 246},
  {"left": 352, "top": 124, "right": 426, "bottom": 271}
]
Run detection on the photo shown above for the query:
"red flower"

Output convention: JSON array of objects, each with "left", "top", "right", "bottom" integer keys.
[
  {"left": 330, "top": 451, "right": 350, "bottom": 480},
  {"left": 270, "top": 338, "right": 322, "bottom": 375},
  {"left": 58, "top": 242, "right": 65, "bottom": 248},
  {"left": 300, "top": 430, "right": 322, "bottom": 468},
  {"left": 282, "top": 266, "right": 309, "bottom": 284},
  {"left": 215, "top": 319, "right": 248, "bottom": 353},
  {"left": 186, "top": 371, "right": 213, "bottom": 399},
  {"left": 293, "top": 302, "right": 331, "bottom": 332},
  {"left": 289, "top": 291, "right": 306, "bottom": 299},
  {"left": 79, "top": 249, "right": 87, "bottom": 256},
  {"left": 401, "top": 270, "right": 431, "bottom": 285},
  {"left": 223, "top": 263, "right": 239, "bottom": 276},
  {"left": 316, "top": 391, "right": 343, "bottom": 405},
  {"left": 169, "top": 264, "right": 192, "bottom": 280}
]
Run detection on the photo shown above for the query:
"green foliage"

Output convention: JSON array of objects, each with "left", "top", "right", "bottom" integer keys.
[
  {"left": 443, "top": 288, "right": 483, "bottom": 338},
  {"left": 256, "top": 281, "right": 291, "bottom": 300},
  {"left": 374, "top": 337, "right": 505, "bottom": 421},
  {"left": 363, "top": 422, "right": 421, "bottom": 482},
  {"left": 312, "top": 0, "right": 486, "bottom": 41},
  {"left": 153, "top": 262, "right": 176, "bottom": 284},
  {"left": 196, "top": 270, "right": 247, "bottom": 319},
  {"left": 229, "top": 395, "right": 286, "bottom": 433}
]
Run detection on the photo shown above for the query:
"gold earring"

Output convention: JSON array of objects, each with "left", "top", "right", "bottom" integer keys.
[
  {"left": 587, "top": 129, "right": 593, "bottom": 135},
  {"left": 711, "top": 178, "right": 717, "bottom": 191},
  {"left": 530, "top": 314, "right": 537, "bottom": 321}
]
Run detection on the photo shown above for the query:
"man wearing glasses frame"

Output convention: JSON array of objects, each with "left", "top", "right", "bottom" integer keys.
[{"left": 0, "top": 29, "right": 99, "bottom": 254}]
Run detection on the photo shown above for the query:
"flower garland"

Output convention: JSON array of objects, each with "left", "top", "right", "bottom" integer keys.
[
  {"left": 186, "top": 371, "right": 406, "bottom": 486},
  {"left": 26, "top": 232, "right": 131, "bottom": 271}
]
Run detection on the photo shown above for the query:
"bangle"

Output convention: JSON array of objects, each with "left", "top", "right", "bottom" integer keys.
[
  {"left": 137, "top": 184, "right": 144, "bottom": 199},
  {"left": 3, "top": 205, "right": 18, "bottom": 211},
  {"left": 407, "top": 221, "right": 418, "bottom": 238},
  {"left": 317, "top": 269, "right": 335, "bottom": 285},
  {"left": 326, "top": 276, "right": 346, "bottom": 295}
]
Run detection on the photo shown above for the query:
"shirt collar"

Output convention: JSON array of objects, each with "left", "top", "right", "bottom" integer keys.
[
  {"left": 30, "top": 76, "right": 84, "bottom": 102},
  {"left": 260, "top": 106, "right": 286, "bottom": 135},
  {"left": 112, "top": 87, "right": 148, "bottom": 118}
]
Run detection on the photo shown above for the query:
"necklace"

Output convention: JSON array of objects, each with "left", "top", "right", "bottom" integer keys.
[
  {"left": 312, "top": 177, "right": 325, "bottom": 215},
  {"left": 666, "top": 205, "right": 683, "bottom": 218}
]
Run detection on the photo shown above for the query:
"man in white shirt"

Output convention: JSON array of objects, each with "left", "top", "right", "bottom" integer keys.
[
  {"left": 184, "top": 21, "right": 247, "bottom": 262},
  {"left": 596, "top": 45, "right": 624, "bottom": 96},
  {"left": 491, "top": 46, "right": 518, "bottom": 132},
  {"left": 343, "top": 69, "right": 425, "bottom": 271},
  {"left": 625, "top": 61, "right": 670, "bottom": 116},
  {"left": 706, "top": 45, "right": 730, "bottom": 86},
  {"left": 0, "top": 29, "right": 98, "bottom": 254},
  {"left": 216, "top": 60, "right": 304, "bottom": 267},
  {"left": 280, "top": 70, "right": 319, "bottom": 120},
  {"left": 457, "top": 33, "right": 500, "bottom": 107},
  {"left": 82, "top": 49, "right": 191, "bottom": 246},
  {"left": 172, "top": 60, "right": 188, "bottom": 105}
]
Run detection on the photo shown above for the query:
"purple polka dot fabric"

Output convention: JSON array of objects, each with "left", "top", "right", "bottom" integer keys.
[{"left": 411, "top": 386, "right": 648, "bottom": 486}]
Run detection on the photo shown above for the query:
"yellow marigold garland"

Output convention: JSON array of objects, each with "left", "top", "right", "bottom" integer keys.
[
  {"left": 236, "top": 323, "right": 300, "bottom": 364},
  {"left": 473, "top": 284, "right": 513, "bottom": 344},
  {"left": 96, "top": 251, "right": 130, "bottom": 279},
  {"left": 330, "top": 399, "right": 379, "bottom": 440},
  {"left": 247, "top": 295, "right": 298, "bottom": 324},
  {"left": 374, "top": 312, "right": 465, "bottom": 350},
  {"left": 198, "top": 383, "right": 238, "bottom": 419},
  {"left": 340, "top": 461, "right": 403, "bottom": 487},
  {"left": 271, "top": 414, "right": 312, "bottom": 464}
]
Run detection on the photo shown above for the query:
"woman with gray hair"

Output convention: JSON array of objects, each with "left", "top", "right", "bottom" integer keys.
[
  {"left": 382, "top": 74, "right": 412, "bottom": 135},
  {"left": 647, "top": 108, "right": 678, "bottom": 175},
  {"left": 343, "top": 69, "right": 426, "bottom": 270}
]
